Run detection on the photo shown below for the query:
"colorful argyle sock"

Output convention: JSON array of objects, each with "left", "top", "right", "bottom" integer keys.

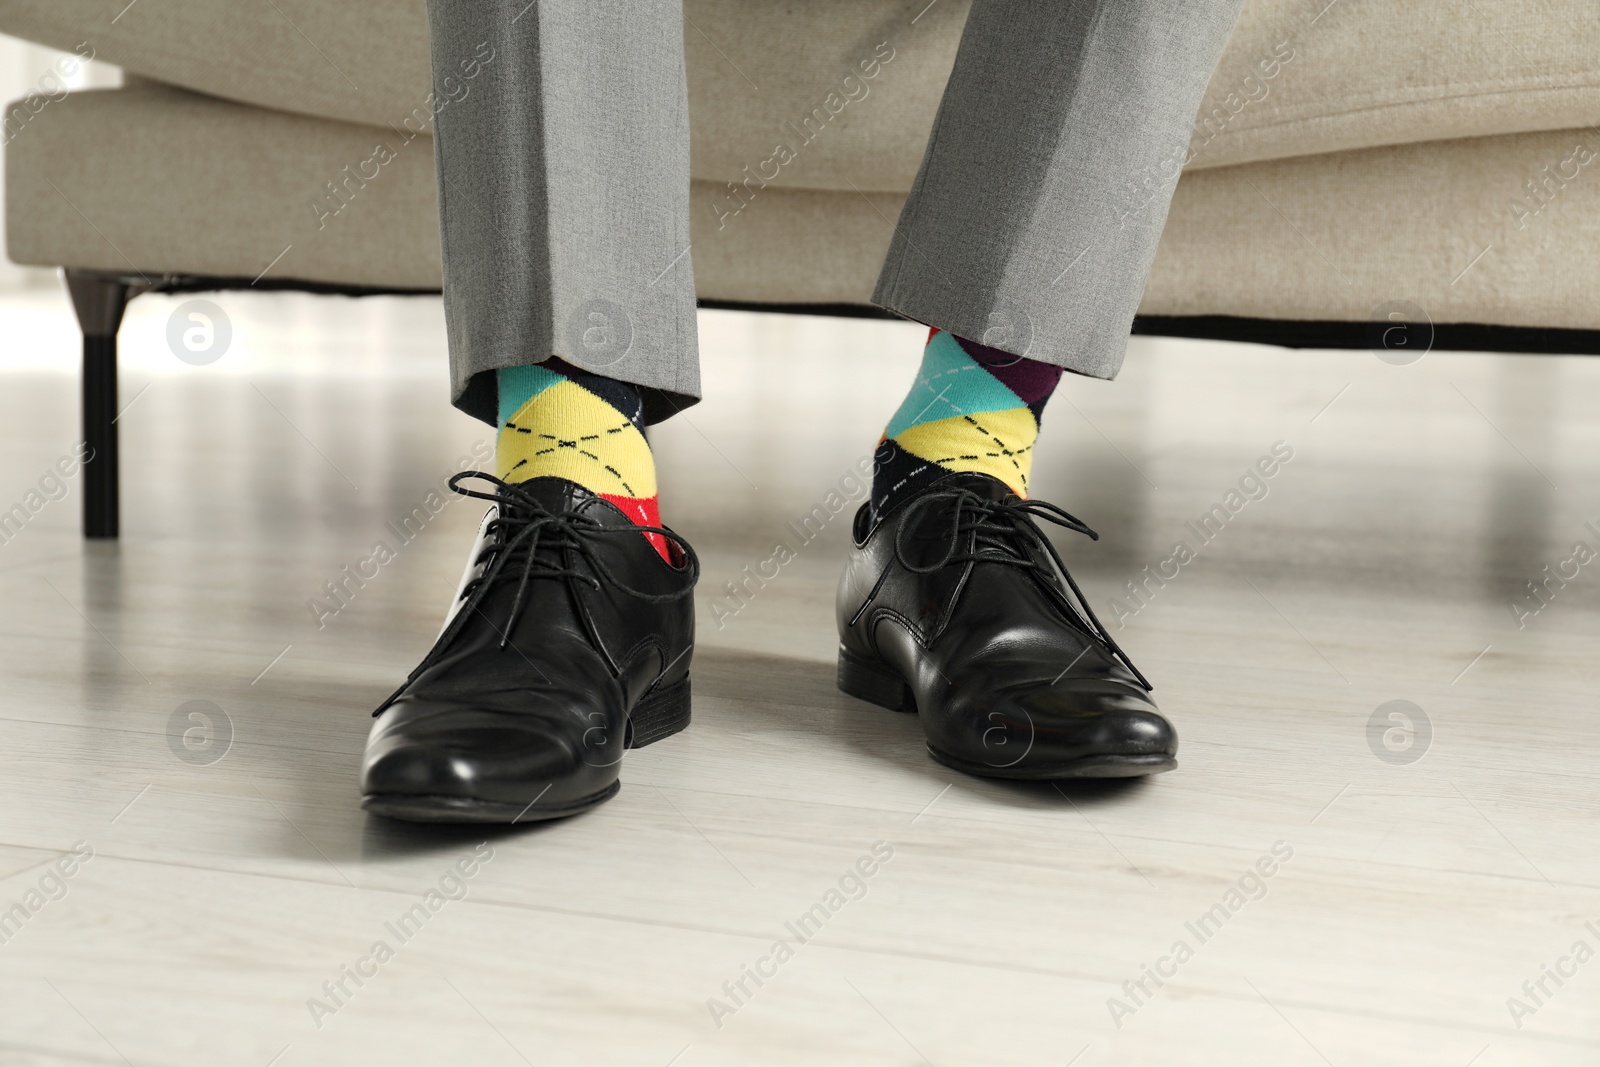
[
  {"left": 496, "top": 361, "right": 668, "bottom": 559},
  {"left": 871, "top": 328, "right": 1063, "bottom": 522}
]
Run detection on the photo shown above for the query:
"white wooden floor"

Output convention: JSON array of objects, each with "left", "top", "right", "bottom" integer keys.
[{"left": 0, "top": 288, "right": 1596, "bottom": 1066}]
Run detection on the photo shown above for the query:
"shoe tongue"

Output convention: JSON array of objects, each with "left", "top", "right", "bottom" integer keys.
[
  {"left": 500, "top": 476, "right": 632, "bottom": 527},
  {"left": 929, "top": 470, "right": 1019, "bottom": 504},
  {"left": 501, "top": 475, "right": 589, "bottom": 511}
]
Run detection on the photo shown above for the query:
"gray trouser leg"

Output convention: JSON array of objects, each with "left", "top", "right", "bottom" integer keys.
[
  {"left": 427, "top": 0, "right": 700, "bottom": 426},
  {"left": 873, "top": 0, "right": 1245, "bottom": 379}
]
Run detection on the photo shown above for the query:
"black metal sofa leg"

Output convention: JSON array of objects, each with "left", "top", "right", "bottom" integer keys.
[{"left": 64, "top": 271, "right": 130, "bottom": 539}]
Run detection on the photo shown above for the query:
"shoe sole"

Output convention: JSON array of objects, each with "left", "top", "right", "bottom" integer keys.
[
  {"left": 837, "top": 646, "right": 1176, "bottom": 780},
  {"left": 362, "top": 674, "right": 691, "bottom": 824},
  {"left": 925, "top": 747, "right": 1177, "bottom": 780},
  {"left": 362, "top": 781, "right": 622, "bottom": 824}
]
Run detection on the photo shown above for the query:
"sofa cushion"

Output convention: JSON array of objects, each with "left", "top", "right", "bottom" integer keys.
[
  {"left": 5, "top": 84, "right": 445, "bottom": 290},
  {"left": 2, "top": 0, "right": 1597, "bottom": 193},
  {"left": 10, "top": 85, "right": 1600, "bottom": 334}
]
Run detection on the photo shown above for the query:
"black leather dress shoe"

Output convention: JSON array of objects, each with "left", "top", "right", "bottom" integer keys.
[
  {"left": 361, "top": 473, "right": 697, "bottom": 823},
  {"left": 836, "top": 472, "right": 1175, "bottom": 779}
]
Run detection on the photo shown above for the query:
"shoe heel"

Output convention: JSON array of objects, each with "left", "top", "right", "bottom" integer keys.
[
  {"left": 627, "top": 674, "right": 691, "bottom": 748},
  {"left": 837, "top": 645, "right": 915, "bottom": 713}
]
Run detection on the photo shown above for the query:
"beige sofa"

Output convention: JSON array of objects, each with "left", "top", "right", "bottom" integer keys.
[{"left": 3, "top": 0, "right": 1599, "bottom": 535}]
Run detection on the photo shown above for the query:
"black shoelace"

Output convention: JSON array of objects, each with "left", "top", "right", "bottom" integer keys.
[
  {"left": 373, "top": 472, "right": 698, "bottom": 716},
  {"left": 850, "top": 486, "right": 1151, "bottom": 691}
]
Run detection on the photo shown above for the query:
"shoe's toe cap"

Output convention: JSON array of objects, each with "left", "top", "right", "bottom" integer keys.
[
  {"left": 1072, "top": 703, "right": 1178, "bottom": 758},
  {"left": 361, "top": 734, "right": 495, "bottom": 798},
  {"left": 361, "top": 703, "right": 621, "bottom": 812},
  {"left": 1024, "top": 682, "right": 1178, "bottom": 758},
  {"left": 933, "top": 677, "right": 1177, "bottom": 777}
]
